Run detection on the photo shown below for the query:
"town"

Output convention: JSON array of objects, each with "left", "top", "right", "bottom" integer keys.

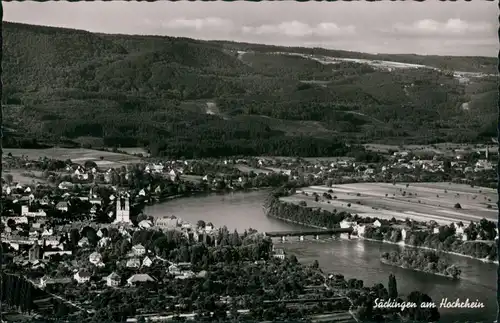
[{"left": 0, "top": 142, "right": 497, "bottom": 322}]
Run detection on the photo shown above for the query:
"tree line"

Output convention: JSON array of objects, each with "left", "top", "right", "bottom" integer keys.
[{"left": 381, "top": 250, "right": 462, "bottom": 279}]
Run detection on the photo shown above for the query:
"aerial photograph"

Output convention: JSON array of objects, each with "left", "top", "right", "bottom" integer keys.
[{"left": 0, "top": 1, "right": 498, "bottom": 322}]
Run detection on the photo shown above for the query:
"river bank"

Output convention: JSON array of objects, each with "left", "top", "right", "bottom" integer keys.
[
  {"left": 361, "top": 237, "right": 499, "bottom": 265},
  {"left": 379, "top": 258, "right": 460, "bottom": 280}
]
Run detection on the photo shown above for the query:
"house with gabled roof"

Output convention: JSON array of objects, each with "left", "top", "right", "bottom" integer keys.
[
  {"left": 78, "top": 237, "right": 90, "bottom": 248},
  {"left": 89, "top": 252, "right": 104, "bottom": 267},
  {"left": 40, "top": 196, "right": 50, "bottom": 205},
  {"left": 138, "top": 220, "right": 153, "bottom": 229},
  {"left": 106, "top": 272, "right": 121, "bottom": 287},
  {"left": 98, "top": 237, "right": 111, "bottom": 248},
  {"left": 74, "top": 269, "right": 91, "bottom": 284},
  {"left": 127, "top": 274, "right": 155, "bottom": 286},
  {"left": 56, "top": 201, "right": 69, "bottom": 212},
  {"left": 58, "top": 181, "right": 74, "bottom": 190},
  {"left": 41, "top": 228, "right": 53, "bottom": 237},
  {"left": 452, "top": 222, "right": 466, "bottom": 236},
  {"left": 126, "top": 258, "right": 141, "bottom": 269},
  {"left": 132, "top": 244, "right": 146, "bottom": 256},
  {"left": 142, "top": 256, "right": 153, "bottom": 268}
]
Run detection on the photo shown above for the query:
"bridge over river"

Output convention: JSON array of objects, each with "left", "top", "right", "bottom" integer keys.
[{"left": 263, "top": 227, "right": 354, "bottom": 240}]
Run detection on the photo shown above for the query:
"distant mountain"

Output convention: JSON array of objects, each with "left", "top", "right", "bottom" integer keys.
[{"left": 2, "top": 21, "right": 498, "bottom": 157}]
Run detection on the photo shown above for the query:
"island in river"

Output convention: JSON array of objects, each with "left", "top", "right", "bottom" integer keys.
[{"left": 381, "top": 249, "right": 462, "bottom": 280}]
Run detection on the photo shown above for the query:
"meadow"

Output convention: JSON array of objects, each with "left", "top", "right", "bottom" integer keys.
[
  {"left": 3, "top": 169, "right": 47, "bottom": 185},
  {"left": 4, "top": 148, "right": 142, "bottom": 168},
  {"left": 281, "top": 182, "right": 497, "bottom": 225}
]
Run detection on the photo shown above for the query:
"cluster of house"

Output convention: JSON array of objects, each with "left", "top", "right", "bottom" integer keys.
[
  {"left": 390, "top": 149, "right": 495, "bottom": 173},
  {"left": 340, "top": 218, "right": 498, "bottom": 242},
  {"left": 1, "top": 179, "right": 223, "bottom": 293},
  {"left": 18, "top": 227, "right": 208, "bottom": 290},
  {"left": 1, "top": 184, "right": 131, "bottom": 247},
  {"left": 260, "top": 149, "right": 497, "bottom": 181},
  {"left": 36, "top": 252, "right": 206, "bottom": 290}
]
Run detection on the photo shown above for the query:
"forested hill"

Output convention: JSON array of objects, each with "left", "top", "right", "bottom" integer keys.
[{"left": 2, "top": 21, "right": 498, "bottom": 158}]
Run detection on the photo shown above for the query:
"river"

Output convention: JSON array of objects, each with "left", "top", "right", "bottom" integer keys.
[{"left": 145, "top": 190, "right": 497, "bottom": 322}]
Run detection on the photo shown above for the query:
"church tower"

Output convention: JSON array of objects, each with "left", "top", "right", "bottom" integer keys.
[{"left": 113, "top": 192, "right": 131, "bottom": 224}]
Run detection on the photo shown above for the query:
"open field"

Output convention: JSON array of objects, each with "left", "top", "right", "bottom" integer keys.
[
  {"left": 4, "top": 148, "right": 142, "bottom": 168},
  {"left": 281, "top": 182, "right": 497, "bottom": 225},
  {"left": 235, "top": 164, "right": 272, "bottom": 174},
  {"left": 3, "top": 169, "right": 47, "bottom": 185}
]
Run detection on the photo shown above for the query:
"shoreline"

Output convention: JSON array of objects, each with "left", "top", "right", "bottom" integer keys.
[
  {"left": 361, "top": 237, "right": 499, "bottom": 265},
  {"left": 379, "top": 258, "right": 460, "bottom": 280}
]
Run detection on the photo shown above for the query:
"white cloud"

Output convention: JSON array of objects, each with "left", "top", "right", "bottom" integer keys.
[
  {"left": 391, "top": 19, "right": 492, "bottom": 35},
  {"left": 162, "top": 17, "right": 233, "bottom": 31},
  {"left": 242, "top": 21, "right": 355, "bottom": 38}
]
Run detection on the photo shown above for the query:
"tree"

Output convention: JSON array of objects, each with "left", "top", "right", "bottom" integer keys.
[
  {"left": 464, "top": 222, "right": 478, "bottom": 240},
  {"left": 478, "top": 218, "right": 496, "bottom": 240},
  {"left": 85, "top": 227, "right": 99, "bottom": 246},
  {"left": 197, "top": 220, "right": 206, "bottom": 229},
  {"left": 55, "top": 303, "right": 70, "bottom": 318},
  {"left": 84, "top": 160, "right": 98, "bottom": 169},
  {"left": 70, "top": 228, "right": 80, "bottom": 247},
  {"left": 289, "top": 255, "right": 298, "bottom": 265},
  {"left": 388, "top": 274, "right": 398, "bottom": 299},
  {"left": 5, "top": 174, "right": 13, "bottom": 184},
  {"left": 454, "top": 203, "right": 462, "bottom": 209},
  {"left": 402, "top": 291, "right": 440, "bottom": 322}
]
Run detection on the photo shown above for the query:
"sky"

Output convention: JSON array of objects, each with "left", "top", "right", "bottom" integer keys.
[{"left": 3, "top": 1, "right": 498, "bottom": 57}]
